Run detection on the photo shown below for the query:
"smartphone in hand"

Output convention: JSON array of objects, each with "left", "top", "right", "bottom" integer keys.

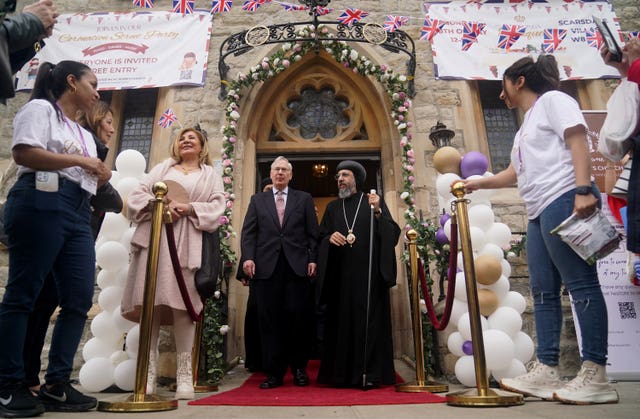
[{"left": 593, "top": 16, "right": 623, "bottom": 63}]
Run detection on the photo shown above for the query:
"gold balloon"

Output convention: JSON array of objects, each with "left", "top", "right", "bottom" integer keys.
[
  {"left": 433, "top": 146, "right": 462, "bottom": 175},
  {"left": 478, "top": 289, "right": 499, "bottom": 316},
  {"left": 474, "top": 254, "right": 502, "bottom": 285}
]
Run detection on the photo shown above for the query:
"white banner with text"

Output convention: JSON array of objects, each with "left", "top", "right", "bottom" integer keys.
[{"left": 15, "top": 11, "right": 212, "bottom": 91}]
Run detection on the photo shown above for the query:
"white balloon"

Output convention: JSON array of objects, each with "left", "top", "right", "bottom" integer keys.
[
  {"left": 503, "top": 291, "right": 527, "bottom": 314},
  {"left": 98, "top": 286, "right": 124, "bottom": 313},
  {"left": 501, "top": 259, "right": 512, "bottom": 278},
  {"left": 82, "top": 337, "right": 118, "bottom": 361},
  {"left": 96, "top": 241, "right": 129, "bottom": 271},
  {"left": 468, "top": 204, "right": 495, "bottom": 231},
  {"left": 465, "top": 175, "right": 492, "bottom": 202},
  {"left": 110, "top": 350, "right": 130, "bottom": 366},
  {"left": 115, "top": 177, "right": 140, "bottom": 199},
  {"left": 125, "top": 325, "right": 140, "bottom": 358},
  {"left": 447, "top": 331, "right": 466, "bottom": 357},
  {"left": 449, "top": 298, "right": 469, "bottom": 327},
  {"left": 79, "top": 358, "right": 115, "bottom": 392},
  {"left": 455, "top": 355, "right": 477, "bottom": 387},
  {"left": 116, "top": 267, "right": 129, "bottom": 287},
  {"left": 454, "top": 272, "right": 467, "bottom": 302},
  {"left": 469, "top": 226, "right": 487, "bottom": 251},
  {"left": 96, "top": 269, "right": 120, "bottom": 289},
  {"left": 119, "top": 227, "right": 136, "bottom": 252},
  {"left": 492, "top": 358, "right": 527, "bottom": 381},
  {"left": 114, "top": 359, "right": 137, "bottom": 391},
  {"left": 436, "top": 173, "right": 462, "bottom": 200},
  {"left": 485, "top": 222, "right": 512, "bottom": 248},
  {"left": 483, "top": 329, "right": 515, "bottom": 370},
  {"left": 457, "top": 312, "right": 488, "bottom": 341},
  {"left": 115, "top": 149, "right": 147, "bottom": 178},
  {"left": 112, "top": 306, "right": 137, "bottom": 333},
  {"left": 90, "top": 311, "right": 121, "bottom": 343},
  {"left": 488, "top": 306, "right": 523, "bottom": 337},
  {"left": 478, "top": 243, "right": 504, "bottom": 261},
  {"left": 110, "top": 170, "right": 121, "bottom": 186},
  {"left": 100, "top": 213, "right": 130, "bottom": 241},
  {"left": 513, "top": 331, "right": 535, "bottom": 363}
]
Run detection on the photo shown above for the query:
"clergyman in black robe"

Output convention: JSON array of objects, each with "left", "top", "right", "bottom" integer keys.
[{"left": 316, "top": 160, "right": 401, "bottom": 389}]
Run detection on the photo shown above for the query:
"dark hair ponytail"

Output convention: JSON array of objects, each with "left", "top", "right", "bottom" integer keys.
[
  {"left": 503, "top": 54, "right": 560, "bottom": 95},
  {"left": 29, "top": 60, "right": 92, "bottom": 120}
]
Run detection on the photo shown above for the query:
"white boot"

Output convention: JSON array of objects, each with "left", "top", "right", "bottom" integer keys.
[
  {"left": 175, "top": 352, "right": 195, "bottom": 400},
  {"left": 553, "top": 361, "right": 619, "bottom": 404},
  {"left": 146, "top": 350, "right": 158, "bottom": 395}
]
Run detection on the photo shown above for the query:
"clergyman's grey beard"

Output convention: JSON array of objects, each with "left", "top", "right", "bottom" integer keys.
[{"left": 338, "top": 185, "right": 357, "bottom": 199}]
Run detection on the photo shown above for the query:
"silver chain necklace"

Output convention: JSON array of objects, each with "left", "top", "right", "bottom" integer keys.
[{"left": 342, "top": 192, "right": 364, "bottom": 247}]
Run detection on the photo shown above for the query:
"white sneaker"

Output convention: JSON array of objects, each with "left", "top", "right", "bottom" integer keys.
[
  {"left": 553, "top": 361, "right": 619, "bottom": 405},
  {"left": 499, "top": 360, "right": 563, "bottom": 400}
]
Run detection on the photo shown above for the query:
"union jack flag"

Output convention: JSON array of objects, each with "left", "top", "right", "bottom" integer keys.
[
  {"left": 172, "top": 0, "right": 194, "bottom": 14},
  {"left": 314, "top": 6, "right": 332, "bottom": 16},
  {"left": 626, "top": 31, "right": 640, "bottom": 41},
  {"left": 158, "top": 108, "right": 178, "bottom": 128},
  {"left": 420, "top": 17, "right": 445, "bottom": 42},
  {"left": 497, "top": 24, "right": 526, "bottom": 50},
  {"left": 132, "top": 0, "right": 154, "bottom": 8},
  {"left": 280, "top": 2, "right": 308, "bottom": 11},
  {"left": 461, "top": 21, "right": 485, "bottom": 51},
  {"left": 585, "top": 28, "right": 603, "bottom": 49},
  {"left": 337, "top": 8, "right": 369, "bottom": 26},
  {"left": 211, "top": 0, "right": 232, "bottom": 13},
  {"left": 383, "top": 15, "right": 409, "bottom": 33},
  {"left": 542, "top": 28, "right": 567, "bottom": 53},
  {"left": 242, "top": 0, "right": 269, "bottom": 12}
]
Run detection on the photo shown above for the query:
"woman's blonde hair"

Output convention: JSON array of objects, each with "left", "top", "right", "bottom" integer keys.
[
  {"left": 77, "top": 100, "right": 113, "bottom": 134},
  {"left": 170, "top": 127, "right": 211, "bottom": 166}
]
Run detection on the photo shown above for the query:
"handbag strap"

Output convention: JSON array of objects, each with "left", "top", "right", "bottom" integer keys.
[{"left": 164, "top": 222, "right": 202, "bottom": 322}]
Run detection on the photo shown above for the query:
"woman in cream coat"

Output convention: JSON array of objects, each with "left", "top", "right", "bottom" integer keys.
[{"left": 121, "top": 127, "right": 225, "bottom": 399}]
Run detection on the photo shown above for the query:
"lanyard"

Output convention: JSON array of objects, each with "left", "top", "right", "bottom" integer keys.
[{"left": 56, "top": 103, "right": 90, "bottom": 157}]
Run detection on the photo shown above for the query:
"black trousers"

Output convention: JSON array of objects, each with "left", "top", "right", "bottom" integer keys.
[{"left": 253, "top": 252, "right": 313, "bottom": 379}]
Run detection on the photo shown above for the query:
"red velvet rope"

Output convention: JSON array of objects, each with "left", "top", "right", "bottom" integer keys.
[
  {"left": 417, "top": 218, "right": 458, "bottom": 331},
  {"left": 165, "top": 222, "right": 203, "bottom": 322}
]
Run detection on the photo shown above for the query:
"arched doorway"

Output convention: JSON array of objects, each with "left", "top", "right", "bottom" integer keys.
[{"left": 230, "top": 49, "right": 411, "bottom": 361}]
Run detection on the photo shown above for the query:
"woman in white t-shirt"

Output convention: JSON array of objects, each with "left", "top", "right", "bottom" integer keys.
[
  {"left": 463, "top": 55, "right": 618, "bottom": 405},
  {"left": 0, "top": 60, "right": 111, "bottom": 417}
]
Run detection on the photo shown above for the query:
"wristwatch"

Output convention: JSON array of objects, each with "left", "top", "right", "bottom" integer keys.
[{"left": 575, "top": 185, "right": 593, "bottom": 195}]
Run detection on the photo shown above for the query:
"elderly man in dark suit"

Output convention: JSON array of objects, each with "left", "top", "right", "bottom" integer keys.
[{"left": 240, "top": 156, "right": 319, "bottom": 389}]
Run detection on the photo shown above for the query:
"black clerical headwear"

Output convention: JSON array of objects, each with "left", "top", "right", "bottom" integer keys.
[{"left": 336, "top": 160, "right": 366, "bottom": 190}]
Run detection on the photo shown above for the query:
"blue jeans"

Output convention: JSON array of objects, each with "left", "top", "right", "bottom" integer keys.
[
  {"left": 526, "top": 184, "right": 608, "bottom": 366},
  {"left": 0, "top": 174, "right": 95, "bottom": 384}
]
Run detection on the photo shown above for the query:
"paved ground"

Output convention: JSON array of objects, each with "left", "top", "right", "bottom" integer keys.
[{"left": 42, "top": 361, "right": 639, "bottom": 419}]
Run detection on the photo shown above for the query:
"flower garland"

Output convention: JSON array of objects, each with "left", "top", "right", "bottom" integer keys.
[{"left": 210, "top": 24, "right": 422, "bottom": 379}]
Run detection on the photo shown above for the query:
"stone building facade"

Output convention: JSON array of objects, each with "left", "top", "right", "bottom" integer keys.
[{"left": 0, "top": 0, "right": 638, "bottom": 380}]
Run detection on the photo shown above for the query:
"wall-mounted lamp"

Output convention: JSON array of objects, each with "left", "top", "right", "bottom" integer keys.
[{"left": 429, "top": 121, "right": 455, "bottom": 149}]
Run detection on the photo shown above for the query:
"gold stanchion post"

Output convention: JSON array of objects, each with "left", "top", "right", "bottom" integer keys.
[
  {"left": 98, "top": 182, "right": 179, "bottom": 412},
  {"left": 193, "top": 320, "right": 219, "bottom": 392},
  {"left": 445, "top": 182, "right": 523, "bottom": 407},
  {"left": 396, "top": 229, "right": 448, "bottom": 393}
]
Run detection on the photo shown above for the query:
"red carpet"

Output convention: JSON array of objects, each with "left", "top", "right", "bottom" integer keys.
[{"left": 189, "top": 360, "right": 446, "bottom": 406}]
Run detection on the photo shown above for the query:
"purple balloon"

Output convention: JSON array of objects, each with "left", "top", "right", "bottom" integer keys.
[
  {"left": 460, "top": 151, "right": 489, "bottom": 179},
  {"left": 439, "top": 213, "right": 451, "bottom": 227},
  {"left": 435, "top": 228, "right": 449, "bottom": 245},
  {"left": 462, "top": 340, "right": 474, "bottom": 356}
]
